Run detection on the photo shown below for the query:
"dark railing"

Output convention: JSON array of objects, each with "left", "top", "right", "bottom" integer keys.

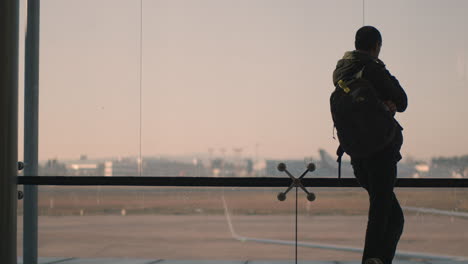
[{"left": 18, "top": 176, "right": 468, "bottom": 188}]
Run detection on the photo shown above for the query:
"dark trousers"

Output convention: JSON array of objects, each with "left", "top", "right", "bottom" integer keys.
[{"left": 351, "top": 151, "right": 405, "bottom": 264}]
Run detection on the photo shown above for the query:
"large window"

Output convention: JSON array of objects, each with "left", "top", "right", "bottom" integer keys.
[{"left": 17, "top": 0, "right": 468, "bottom": 263}]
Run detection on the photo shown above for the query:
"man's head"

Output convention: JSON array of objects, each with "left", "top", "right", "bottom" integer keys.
[{"left": 355, "top": 26, "right": 382, "bottom": 58}]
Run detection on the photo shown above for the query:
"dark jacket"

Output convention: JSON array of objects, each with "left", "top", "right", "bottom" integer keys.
[{"left": 332, "top": 50, "right": 408, "bottom": 160}]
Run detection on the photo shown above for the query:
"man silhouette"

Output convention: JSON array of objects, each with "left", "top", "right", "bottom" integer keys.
[{"left": 332, "top": 26, "right": 408, "bottom": 264}]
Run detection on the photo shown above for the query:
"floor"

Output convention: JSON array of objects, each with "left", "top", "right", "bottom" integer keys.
[{"left": 16, "top": 258, "right": 468, "bottom": 264}]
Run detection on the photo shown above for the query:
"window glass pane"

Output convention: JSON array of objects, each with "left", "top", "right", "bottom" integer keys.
[
  {"left": 366, "top": 0, "right": 468, "bottom": 163},
  {"left": 33, "top": 187, "right": 468, "bottom": 262},
  {"left": 38, "top": 0, "right": 141, "bottom": 175},
  {"left": 141, "top": 0, "right": 362, "bottom": 176},
  {"left": 298, "top": 188, "right": 468, "bottom": 260},
  {"left": 35, "top": 0, "right": 367, "bottom": 177},
  {"left": 35, "top": 1, "right": 467, "bottom": 177},
  {"left": 36, "top": 187, "right": 296, "bottom": 260}
]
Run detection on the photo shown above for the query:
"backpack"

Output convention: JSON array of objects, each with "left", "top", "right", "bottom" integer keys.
[{"left": 330, "top": 67, "right": 397, "bottom": 159}]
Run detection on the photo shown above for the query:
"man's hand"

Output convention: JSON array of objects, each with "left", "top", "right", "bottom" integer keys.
[{"left": 384, "top": 100, "right": 397, "bottom": 113}]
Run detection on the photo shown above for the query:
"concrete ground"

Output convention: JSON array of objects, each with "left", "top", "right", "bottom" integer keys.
[
  {"left": 17, "top": 214, "right": 468, "bottom": 261},
  {"left": 16, "top": 257, "right": 468, "bottom": 264}
]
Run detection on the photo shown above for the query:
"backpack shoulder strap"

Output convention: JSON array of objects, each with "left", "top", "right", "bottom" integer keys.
[{"left": 336, "top": 146, "right": 345, "bottom": 180}]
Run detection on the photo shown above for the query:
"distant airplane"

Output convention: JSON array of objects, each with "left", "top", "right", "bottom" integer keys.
[{"left": 313, "top": 148, "right": 354, "bottom": 177}]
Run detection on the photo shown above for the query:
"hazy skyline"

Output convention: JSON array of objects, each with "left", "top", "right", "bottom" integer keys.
[{"left": 17, "top": 0, "right": 468, "bottom": 161}]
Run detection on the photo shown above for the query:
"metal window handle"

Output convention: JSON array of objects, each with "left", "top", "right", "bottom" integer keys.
[
  {"left": 17, "top": 162, "right": 25, "bottom": 200},
  {"left": 277, "top": 163, "right": 316, "bottom": 202}
]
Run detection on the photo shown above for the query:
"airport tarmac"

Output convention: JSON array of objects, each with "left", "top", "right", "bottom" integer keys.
[{"left": 17, "top": 214, "right": 468, "bottom": 262}]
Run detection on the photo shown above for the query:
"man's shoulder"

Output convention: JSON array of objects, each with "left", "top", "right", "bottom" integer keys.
[
  {"left": 336, "top": 51, "right": 384, "bottom": 71},
  {"left": 341, "top": 50, "right": 381, "bottom": 63}
]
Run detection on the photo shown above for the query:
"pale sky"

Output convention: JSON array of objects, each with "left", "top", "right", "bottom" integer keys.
[{"left": 18, "top": 0, "right": 468, "bottom": 162}]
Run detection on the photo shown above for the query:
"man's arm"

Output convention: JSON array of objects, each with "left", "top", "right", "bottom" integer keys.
[{"left": 366, "top": 62, "right": 408, "bottom": 112}]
